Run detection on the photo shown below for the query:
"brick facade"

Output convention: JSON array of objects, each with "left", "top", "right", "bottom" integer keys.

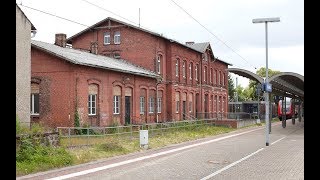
[
  {"left": 68, "top": 17, "right": 229, "bottom": 122},
  {"left": 31, "top": 47, "right": 163, "bottom": 127},
  {"left": 31, "top": 17, "right": 229, "bottom": 128}
]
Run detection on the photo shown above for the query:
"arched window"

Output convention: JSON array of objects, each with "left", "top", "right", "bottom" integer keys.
[
  {"left": 189, "top": 62, "right": 193, "bottom": 80},
  {"left": 140, "top": 89, "right": 146, "bottom": 114},
  {"left": 175, "top": 58, "right": 179, "bottom": 77},
  {"left": 157, "top": 55, "right": 162, "bottom": 74},
  {"left": 176, "top": 92, "right": 180, "bottom": 113},
  {"left": 113, "top": 86, "right": 121, "bottom": 114},
  {"left": 204, "top": 66, "right": 207, "bottom": 82},
  {"left": 88, "top": 84, "right": 98, "bottom": 115},
  {"left": 210, "top": 68, "right": 213, "bottom": 83},
  {"left": 189, "top": 93, "right": 193, "bottom": 113},
  {"left": 195, "top": 64, "right": 198, "bottom": 81},
  {"left": 182, "top": 60, "right": 186, "bottom": 78},
  {"left": 149, "top": 90, "right": 155, "bottom": 113},
  {"left": 30, "top": 83, "right": 40, "bottom": 115},
  {"left": 157, "top": 91, "right": 163, "bottom": 113}
]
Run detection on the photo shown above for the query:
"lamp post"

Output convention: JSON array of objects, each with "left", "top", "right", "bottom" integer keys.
[{"left": 253, "top": 17, "right": 280, "bottom": 146}]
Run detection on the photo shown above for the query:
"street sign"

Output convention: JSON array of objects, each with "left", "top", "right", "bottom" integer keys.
[{"left": 264, "top": 83, "right": 272, "bottom": 93}]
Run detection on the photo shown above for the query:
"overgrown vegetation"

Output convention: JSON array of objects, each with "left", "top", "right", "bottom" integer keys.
[
  {"left": 65, "top": 125, "right": 234, "bottom": 165},
  {"left": 16, "top": 138, "right": 73, "bottom": 176},
  {"left": 17, "top": 121, "right": 265, "bottom": 177},
  {"left": 16, "top": 120, "right": 73, "bottom": 176}
]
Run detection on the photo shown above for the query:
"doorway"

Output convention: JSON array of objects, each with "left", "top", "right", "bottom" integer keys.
[{"left": 125, "top": 96, "right": 131, "bottom": 125}]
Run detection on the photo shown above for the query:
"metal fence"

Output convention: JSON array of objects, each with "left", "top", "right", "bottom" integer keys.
[
  {"left": 57, "top": 119, "right": 226, "bottom": 147},
  {"left": 57, "top": 112, "right": 260, "bottom": 147}
]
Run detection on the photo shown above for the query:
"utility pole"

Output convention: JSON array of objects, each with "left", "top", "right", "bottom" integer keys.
[{"left": 253, "top": 17, "right": 280, "bottom": 146}]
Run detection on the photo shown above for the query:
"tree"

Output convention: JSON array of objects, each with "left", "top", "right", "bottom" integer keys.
[
  {"left": 228, "top": 73, "right": 235, "bottom": 101},
  {"left": 248, "top": 67, "right": 281, "bottom": 100}
]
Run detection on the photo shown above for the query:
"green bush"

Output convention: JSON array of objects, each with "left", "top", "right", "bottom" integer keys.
[
  {"left": 16, "top": 137, "right": 73, "bottom": 175},
  {"left": 16, "top": 115, "right": 21, "bottom": 134}
]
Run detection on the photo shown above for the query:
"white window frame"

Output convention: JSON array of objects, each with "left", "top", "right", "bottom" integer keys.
[
  {"left": 149, "top": 97, "right": 154, "bottom": 113},
  {"left": 88, "top": 94, "right": 96, "bottom": 115},
  {"left": 182, "top": 61, "right": 186, "bottom": 78},
  {"left": 189, "top": 63, "right": 192, "bottom": 80},
  {"left": 175, "top": 59, "right": 179, "bottom": 77},
  {"left": 157, "top": 97, "right": 162, "bottom": 113},
  {"left": 140, "top": 96, "right": 145, "bottom": 114},
  {"left": 30, "top": 93, "right": 39, "bottom": 115},
  {"left": 104, "top": 32, "right": 110, "bottom": 45},
  {"left": 114, "top": 31, "right": 121, "bottom": 44},
  {"left": 195, "top": 65, "right": 198, "bottom": 81},
  {"left": 204, "top": 67, "right": 206, "bottom": 82},
  {"left": 157, "top": 56, "right": 161, "bottom": 74},
  {"left": 113, "top": 95, "right": 120, "bottom": 114}
]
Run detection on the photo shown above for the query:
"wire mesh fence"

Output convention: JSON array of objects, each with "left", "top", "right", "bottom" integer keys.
[{"left": 57, "top": 119, "right": 223, "bottom": 147}]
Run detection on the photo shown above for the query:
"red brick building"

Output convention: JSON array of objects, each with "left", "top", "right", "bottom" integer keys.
[
  {"left": 31, "top": 35, "right": 161, "bottom": 127},
  {"left": 31, "top": 17, "right": 231, "bottom": 128}
]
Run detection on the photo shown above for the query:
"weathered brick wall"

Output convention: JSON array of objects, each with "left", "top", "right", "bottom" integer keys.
[
  {"left": 31, "top": 47, "right": 163, "bottom": 127},
  {"left": 16, "top": 5, "right": 32, "bottom": 127}
]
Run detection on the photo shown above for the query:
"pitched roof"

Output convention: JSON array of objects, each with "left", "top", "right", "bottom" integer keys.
[
  {"left": 186, "top": 42, "right": 210, "bottom": 52},
  {"left": 31, "top": 40, "right": 160, "bottom": 79},
  {"left": 66, "top": 17, "right": 202, "bottom": 53},
  {"left": 16, "top": 4, "right": 36, "bottom": 30},
  {"left": 186, "top": 42, "right": 232, "bottom": 65}
]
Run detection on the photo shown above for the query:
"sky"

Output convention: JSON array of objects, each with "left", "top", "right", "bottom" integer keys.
[{"left": 17, "top": 0, "right": 304, "bottom": 87}]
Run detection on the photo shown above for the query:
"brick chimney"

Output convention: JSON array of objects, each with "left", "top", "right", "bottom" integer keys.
[
  {"left": 90, "top": 42, "right": 98, "bottom": 55},
  {"left": 185, "top": 41, "right": 195, "bottom": 45},
  {"left": 55, "top": 33, "right": 66, "bottom": 48}
]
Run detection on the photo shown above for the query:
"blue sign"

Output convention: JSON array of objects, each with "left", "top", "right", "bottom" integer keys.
[{"left": 264, "top": 83, "right": 272, "bottom": 92}]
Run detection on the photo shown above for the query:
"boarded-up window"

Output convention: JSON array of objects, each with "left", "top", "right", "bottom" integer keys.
[
  {"left": 89, "top": 84, "right": 98, "bottom": 95},
  {"left": 176, "top": 92, "right": 180, "bottom": 113},
  {"left": 125, "top": 87, "right": 132, "bottom": 96},
  {"left": 182, "top": 93, "right": 187, "bottom": 101},
  {"left": 113, "top": 86, "right": 121, "bottom": 96}
]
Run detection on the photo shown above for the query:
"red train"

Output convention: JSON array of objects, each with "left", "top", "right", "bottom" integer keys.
[{"left": 278, "top": 97, "right": 297, "bottom": 120}]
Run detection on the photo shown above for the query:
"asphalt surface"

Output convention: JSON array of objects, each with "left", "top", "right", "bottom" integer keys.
[{"left": 17, "top": 119, "right": 304, "bottom": 180}]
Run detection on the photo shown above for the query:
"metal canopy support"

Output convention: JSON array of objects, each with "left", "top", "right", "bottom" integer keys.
[
  {"left": 298, "top": 103, "right": 302, "bottom": 122},
  {"left": 292, "top": 99, "right": 295, "bottom": 125},
  {"left": 282, "top": 95, "right": 286, "bottom": 128}
]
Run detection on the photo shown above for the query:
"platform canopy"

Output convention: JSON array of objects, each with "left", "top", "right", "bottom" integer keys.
[{"left": 227, "top": 68, "right": 304, "bottom": 100}]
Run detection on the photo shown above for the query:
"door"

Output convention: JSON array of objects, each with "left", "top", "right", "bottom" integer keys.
[
  {"left": 196, "top": 94, "right": 199, "bottom": 118},
  {"left": 125, "top": 96, "right": 131, "bottom": 125},
  {"left": 182, "top": 101, "right": 186, "bottom": 120},
  {"left": 204, "top": 94, "right": 208, "bottom": 119}
]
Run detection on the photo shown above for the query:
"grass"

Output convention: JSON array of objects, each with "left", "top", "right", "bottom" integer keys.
[
  {"left": 17, "top": 122, "right": 263, "bottom": 176},
  {"left": 16, "top": 138, "right": 73, "bottom": 176},
  {"left": 63, "top": 125, "right": 234, "bottom": 165}
]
